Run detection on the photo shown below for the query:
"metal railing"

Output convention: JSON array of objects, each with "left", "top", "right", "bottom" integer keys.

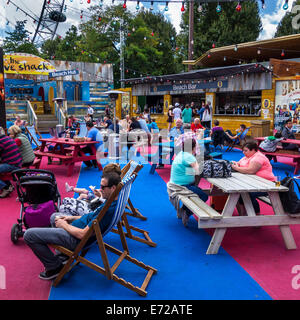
[{"left": 26, "top": 100, "right": 38, "bottom": 128}]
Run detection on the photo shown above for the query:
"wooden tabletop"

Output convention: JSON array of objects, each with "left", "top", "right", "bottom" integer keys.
[
  {"left": 39, "top": 137, "right": 99, "bottom": 146},
  {"left": 206, "top": 172, "right": 288, "bottom": 193}
]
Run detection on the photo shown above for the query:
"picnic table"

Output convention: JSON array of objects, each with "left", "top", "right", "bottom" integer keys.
[
  {"left": 255, "top": 137, "right": 300, "bottom": 174},
  {"left": 180, "top": 172, "right": 300, "bottom": 254},
  {"left": 34, "top": 137, "right": 102, "bottom": 176}
]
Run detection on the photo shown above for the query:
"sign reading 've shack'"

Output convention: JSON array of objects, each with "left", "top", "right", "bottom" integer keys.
[{"left": 4, "top": 53, "right": 56, "bottom": 75}]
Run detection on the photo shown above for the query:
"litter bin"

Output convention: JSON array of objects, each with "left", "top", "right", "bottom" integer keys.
[
  {"left": 56, "top": 124, "right": 64, "bottom": 137},
  {"left": 250, "top": 120, "right": 270, "bottom": 138}
]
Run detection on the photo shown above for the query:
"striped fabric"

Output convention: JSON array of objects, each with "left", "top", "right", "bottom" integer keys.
[
  {"left": 122, "top": 161, "right": 138, "bottom": 181},
  {"left": 0, "top": 135, "right": 22, "bottom": 167},
  {"left": 103, "top": 175, "right": 135, "bottom": 237}
]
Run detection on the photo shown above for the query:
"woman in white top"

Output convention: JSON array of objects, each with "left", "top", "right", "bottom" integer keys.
[{"left": 201, "top": 104, "right": 212, "bottom": 129}]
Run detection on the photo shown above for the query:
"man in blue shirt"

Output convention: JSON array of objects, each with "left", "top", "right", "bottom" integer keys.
[
  {"left": 24, "top": 171, "right": 121, "bottom": 280},
  {"left": 82, "top": 121, "right": 104, "bottom": 168}
]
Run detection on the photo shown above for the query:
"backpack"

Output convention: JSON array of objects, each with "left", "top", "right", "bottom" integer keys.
[
  {"left": 201, "top": 159, "right": 232, "bottom": 178},
  {"left": 279, "top": 175, "right": 300, "bottom": 215},
  {"left": 24, "top": 200, "right": 56, "bottom": 228}
]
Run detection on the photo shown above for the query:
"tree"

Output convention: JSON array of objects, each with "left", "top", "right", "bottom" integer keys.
[
  {"left": 3, "top": 20, "right": 39, "bottom": 55},
  {"left": 275, "top": 0, "right": 300, "bottom": 37},
  {"left": 177, "top": 0, "right": 262, "bottom": 70}
]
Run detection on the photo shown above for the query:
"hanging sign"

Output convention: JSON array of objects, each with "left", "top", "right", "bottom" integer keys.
[
  {"left": 49, "top": 69, "right": 80, "bottom": 78},
  {"left": 4, "top": 53, "right": 56, "bottom": 75}
]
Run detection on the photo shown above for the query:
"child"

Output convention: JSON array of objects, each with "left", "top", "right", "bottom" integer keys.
[
  {"left": 258, "top": 132, "right": 284, "bottom": 153},
  {"left": 65, "top": 182, "right": 97, "bottom": 201}
]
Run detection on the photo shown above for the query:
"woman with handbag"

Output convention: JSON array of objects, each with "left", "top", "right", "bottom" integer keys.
[{"left": 231, "top": 141, "right": 276, "bottom": 215}]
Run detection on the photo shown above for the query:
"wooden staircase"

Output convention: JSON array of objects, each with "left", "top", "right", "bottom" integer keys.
[{"left": 37, "top": 114, "right": 59, "bottom": 133}]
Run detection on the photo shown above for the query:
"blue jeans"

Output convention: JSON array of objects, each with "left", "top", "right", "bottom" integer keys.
[
  {"left": 24, "top": 227, "right": 80, "bottom": 271},
  {"left": 0, "top": 163, "right": 20, "bottom": 190},
  {"left": 182, "top": 184, "right": 209, "bottom": 217}
]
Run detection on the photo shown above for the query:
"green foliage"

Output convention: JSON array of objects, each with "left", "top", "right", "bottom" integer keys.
[
  {"left": 177, "top": 0, "right": 262, "bottom": 70},
  {"left": 3, "top": 20, "right": 40, "bottom": 55},
  {"left": 275, "top": 0, "right": 300, "bottom": 37}
]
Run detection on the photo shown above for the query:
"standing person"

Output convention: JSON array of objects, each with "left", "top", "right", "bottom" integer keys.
[
  {"left": 143, "top": 108, "right": 151, "bottom": 123},
  {"left": 167, "top": 105, "right": 174, "bottom": 132},
  {"left": 8, "top": 125, "right": 35, "bottom": 167},
  {"left": 23, "top": 171, "right": 121, "bottom": 280},
  {"left": 198, "top": 102, "right": 206, "bottom": 124},
  {"left": 87, "top": 104, "right": 94, "bottom": 122},
  {"left": 0, "top": 127, "right": 22, "bottom": 197},
  {"left": 201, "top": 104, "right": 212, "bottom": 129},
  {"left": 181, "top": 104, "right": 193, "bottom": 129},
  {"left": 173, "top": 103, "right": 182, "bottom": 122},
  {"left": 82, "top": 121, "right": 104, "bottom": 168}
]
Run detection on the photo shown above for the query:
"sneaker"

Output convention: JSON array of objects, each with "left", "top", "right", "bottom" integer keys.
[
  {"left": 0, "top": 188, "right": 10, "bottom": 198},
  {"left": 65, "top": 182, "right": 73, "bottom": 192},
  {"left": 55, "top": 252, "right": 69, "bottom": 265},
  {"left": 181, "top": 211, "right": 189, "bottom": 227},
  {"left": 8, "top": 184, "right": 14, "bottom": 192},
  {"left": 39, "top": 264, "right": 64, "bottom": 281}
]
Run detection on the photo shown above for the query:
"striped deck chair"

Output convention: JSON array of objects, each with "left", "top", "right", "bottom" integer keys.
[
  {"left": 25, "top": 125, "right": 42, "bottom": 150},
  {"left": 51, "top": 174, "right": 157, "bottom": 296},
  {"left": 111, "top": 160, "right": 156, "bottom": 247},
  {"left": 77, "top": 121, "right": 87, "bottom": 138}
]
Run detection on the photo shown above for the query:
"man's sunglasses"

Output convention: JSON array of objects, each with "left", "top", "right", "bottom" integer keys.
[{"left": 100, "top": 184, "right": 111, "bottom": 190}]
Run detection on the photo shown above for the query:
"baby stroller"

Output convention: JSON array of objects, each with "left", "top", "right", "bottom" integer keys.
[{"left": 11, "top": 169, "right": 61, "bottom": 244}]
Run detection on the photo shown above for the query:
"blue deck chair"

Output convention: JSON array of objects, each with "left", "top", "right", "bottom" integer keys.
[
  {"left": 51, "top": 174, "right": 157, "bottom": 296},
  {"left": 111, "top": 161, "right": 156, "bottom": 247},
  {"left": 25, "top": 125, "right": 42, "bottom": 150},
  {"left": 226, "top": 127, "right": 251, "bottom": 152}
]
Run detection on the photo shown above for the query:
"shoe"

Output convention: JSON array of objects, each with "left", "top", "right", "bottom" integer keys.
[
  {"left": 8, "top": 184, "right": 14, "bottom": 192},
  {"left": 39, "top": 264, "right": 64, "bottom": 281},
  {"left": 181, "top": 211, "right": 189, "bottom": 227},
  {"left": 0, "top": 188, "right": 10, "bottom": 198},
  {"left": 55, "top": 253, "right": 69, "bottom": 265},
  {"left": 157, "top": 164, "right": 164, "bottom": 169},
  {"left": 65, "top": 182, "right": 73, "bottom": 192}
]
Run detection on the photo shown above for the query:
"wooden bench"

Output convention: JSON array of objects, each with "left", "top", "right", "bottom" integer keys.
[{"left": 34, "top": 151, "right": 73, "bottom": 161}]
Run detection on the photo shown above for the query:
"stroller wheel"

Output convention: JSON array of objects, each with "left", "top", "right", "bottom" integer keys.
[{"left": 11, "top": 223, "right": 22, "bottom": 244}]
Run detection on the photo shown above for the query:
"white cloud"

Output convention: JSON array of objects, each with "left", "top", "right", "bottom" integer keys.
[{"left": 259, "top": 0, "right": 292, "bottom": 40}]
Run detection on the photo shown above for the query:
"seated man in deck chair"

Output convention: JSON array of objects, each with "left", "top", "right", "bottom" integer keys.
[
  {"left": 24, "top": 171, "right": 121, "bottom": 281},
  {"left": 224, "top": 124, "right": 247, "bottom": 145}
]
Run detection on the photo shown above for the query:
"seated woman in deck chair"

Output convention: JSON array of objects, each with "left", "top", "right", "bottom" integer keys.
[
  {"left": 231, "top": 141, "right": 276, "bottom": 216},
  {"left": 24, "top": 171, "right": 121, "bottom": 281},
  {"left": 224, "top": 124, "right": 247, "bottom": 145}
]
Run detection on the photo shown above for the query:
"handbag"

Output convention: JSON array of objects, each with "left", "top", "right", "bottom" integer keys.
[{"left": 201, "top": 159, "right": 232, "bottom": 178}]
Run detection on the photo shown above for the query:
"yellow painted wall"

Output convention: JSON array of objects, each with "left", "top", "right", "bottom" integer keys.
[
  {"left": 115, "top": 88, "right": 132, "bottom": 119},
  {"left": 31, "top": 101, "right": 44, "bottom": 115}
]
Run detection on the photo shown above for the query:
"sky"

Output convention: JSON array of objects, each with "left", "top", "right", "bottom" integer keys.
[{"left": 0, "top": 0, "right": 295, "bottom": 46}]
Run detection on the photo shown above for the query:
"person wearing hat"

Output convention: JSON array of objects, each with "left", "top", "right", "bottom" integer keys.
[{"left": 173, "top": 103, "right": 182, "bottom": 122}]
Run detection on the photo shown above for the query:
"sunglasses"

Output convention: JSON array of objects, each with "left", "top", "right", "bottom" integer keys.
[{"left": 100, "top": 184, "right": 111, "bottom": 190}]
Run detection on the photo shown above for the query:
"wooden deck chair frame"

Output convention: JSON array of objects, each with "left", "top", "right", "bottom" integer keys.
[
  {"left": 226, "top": 127, "right": 251, "bottom": 152},
  {"left": 110, "top": 160, "right": 156, "bottom": 247},
  {"left": 25, "top": 125, "right": 42, "bottom": 150},
  {"left": 51, "top": 175, "right": 157, "bottom": 297}
]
